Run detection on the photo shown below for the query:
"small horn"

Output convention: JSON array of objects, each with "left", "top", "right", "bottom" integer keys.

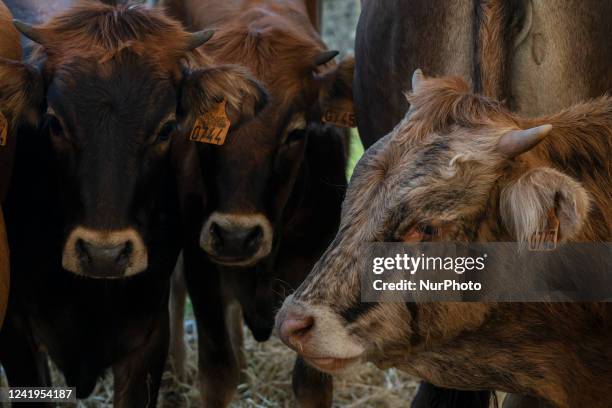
[
  {"left": 497, "top": 124, "right": 552, "bottom": 158},
  {"left": 13, "top": 20, "right": 45, "bottom": 44},
  {"left": 314, "top": 50, "right": 339, "bottom": 66},
  {"left": 186, "top": 30, "right": 214, "bottom": 50},
  {"left": 412, "top": 68, "right": 424, "bottom": 91}
]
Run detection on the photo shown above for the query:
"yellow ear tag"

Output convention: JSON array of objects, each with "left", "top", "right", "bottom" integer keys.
[
  {"left": 0, "top": 112, "right": 8, "bottom": 147},
  {"left": 528, "top": 208, "right": 560, "bottom": 251},
  {"left": 189, "top": 100, "right": 231, "bottom": 145}
]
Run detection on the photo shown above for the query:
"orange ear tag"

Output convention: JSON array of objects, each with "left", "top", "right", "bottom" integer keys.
[
  {"left": 0, "top": 112, "right": 8, "bottom": 147},
  {"left": 528, "top": 208, "right": 560, "bottom": 251},
  {"left": 321, "top": 101, "right": 357, "bottom": 128},
  {"left": 189, "top": 100, "right": 231, "bottom": 145}
]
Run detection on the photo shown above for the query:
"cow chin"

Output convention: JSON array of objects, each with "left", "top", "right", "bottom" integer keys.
[
  {"left": 62, "top": 227, "right": 148, "bottom": 279},
  {"left": 200, "top": 212, "right": 273, "bottom": 267},
  {"left": 275, "top": 297, "right": 366, "bottom": 374}
]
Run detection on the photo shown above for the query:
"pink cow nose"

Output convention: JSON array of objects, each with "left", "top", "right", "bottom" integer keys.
[{"left": 279, "top": 312, "right": 315, "bottom": 351}]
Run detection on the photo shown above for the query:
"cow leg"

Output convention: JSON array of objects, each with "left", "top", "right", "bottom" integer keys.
[
  {"left": 292, "top": 356, "right": 333, "bottom": 408},
  {"left": 226, "top": 301, "right": 246, "bottom": 374},
  {"left": 168, "top": 253, "right": 187, "bottom": 381},
  {"left": 185, "top": 252, "right": 239, "bottom": 408},
  {"left": 0, "top": 316, "right": 51, "bottom": 408},
  {"left": 411, "top": 382, "right": 491, "bottom": 408},
  {"left": 112, "top": 310, "right": 169, "bottom": 408}
]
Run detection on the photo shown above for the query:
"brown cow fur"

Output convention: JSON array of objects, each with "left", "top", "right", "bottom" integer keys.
[
  {"left": 0, "top": 0, "right": 21, "bottom": 330},
  {"left": 280, "top": 75, "right": 612, "bottom": 407},
  {"left": 0, "top": 206, "right": 8, "bottom": 329}
]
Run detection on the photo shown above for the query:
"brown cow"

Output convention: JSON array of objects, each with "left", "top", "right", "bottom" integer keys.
[
  {"left": 0, "top": 0, "right": 36, "bottom": 331},
  {"left": 0, "top": 2, "right": 267, "bottom": 405},
  {"left": 354, "top": 0, "right": 612, "bottom": 148},
  {"left": 161, "top": 0, "right": 354, "bottom": 406},
  {"left": 276, "top": 73, "right": 612, "bottom": 407}
]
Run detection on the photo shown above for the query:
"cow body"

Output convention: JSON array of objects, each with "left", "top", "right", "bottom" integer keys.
[
  {"left": 0, "top": 0, "right": 28, "bottom": 331},
  {"left": 0, "top": 2, "right": 266, "bottom": 405},
  {"left": 162, "top": 0, "right": 353, "bottom": 405},
  {"left": 355, "top": 0, "right": 612, "bottom": 148},
  {"left": 277, "top": 74, "right": 612, "bottom": 407}
]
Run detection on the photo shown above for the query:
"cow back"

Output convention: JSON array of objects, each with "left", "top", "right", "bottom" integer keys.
[
  {"left": 355, "top": 0, "right": 612, "bottom": 148},
  {"left": 163, "top": 0, "right": 316, "bottom": 32},
  {"left": 354, "top": 0, "right": 475, "bottom": 148},
  {"left": 510, "top": 0, "right": 612, "bottom": 116}
]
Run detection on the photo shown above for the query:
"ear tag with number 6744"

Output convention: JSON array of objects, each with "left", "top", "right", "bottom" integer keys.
[{"left": 189, "top": 100, "right": 231, "bottom": 145}]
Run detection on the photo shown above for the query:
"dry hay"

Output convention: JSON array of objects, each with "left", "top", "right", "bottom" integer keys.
[
  {"left": 157, "top": 320, "right": 420, "bottom": 407},
  {"left": 0, "top": 318, "right": 419, "bottom": 407}
]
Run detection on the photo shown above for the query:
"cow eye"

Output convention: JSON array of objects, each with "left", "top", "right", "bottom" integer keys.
[
  {"left": 418, "top": 224, "right": 437, "bottom": 239},
  {"left": 157, "top": 120, "right": 177, "bottom": 143},
  {"left": 403, "top": 224, "right": 437, "bottom": 242},
  {"left": 286, "top": 129, "right": 306, "bottom": 144}
]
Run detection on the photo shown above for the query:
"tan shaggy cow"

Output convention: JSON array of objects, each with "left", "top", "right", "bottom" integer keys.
[{"left": 276, "top": 71, "right": 612, "bottom": 408}]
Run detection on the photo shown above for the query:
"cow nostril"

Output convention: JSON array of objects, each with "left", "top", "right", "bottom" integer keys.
[
  {"left": 75, "top": 238, "right": 91, "bottom": 265},
  {"left": 210, "top": 222, "right": 224, "bottom": 250},
  {"left": 244, "top": 226, "right": 263, "bottom": 252},
  {"left": 280, "top": 314, "right": 315, "bottom": 349},
  {"left": 116, "top": 241, "right": 133, "bottom": 268}
]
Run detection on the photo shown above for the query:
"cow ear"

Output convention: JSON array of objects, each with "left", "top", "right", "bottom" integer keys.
[
  {"left": 500, "top": 167, "right": 590, "bottom": 243},
  {"left": 317, "top": 56, "right": 356, "bottom": 128},
  {"left": 179, "top": 64, "right": 268, "bottom": 129},
  {"left": 0, "top": 58, "right": 44, "bottom": 130}
]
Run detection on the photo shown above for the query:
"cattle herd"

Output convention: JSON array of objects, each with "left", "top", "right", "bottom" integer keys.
[{"left": 0, "top": 0, "right": 609, "bottom": 407}]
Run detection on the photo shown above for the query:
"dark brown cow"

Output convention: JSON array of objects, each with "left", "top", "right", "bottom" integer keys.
[
  {"left": 0, "top": 2, "right": 266, "bottom": 406},
  {"left": 0, "top": 0, "right": 20, "bottom": 330},
  {"left": 354, "top": 0, "right": 612, "bottom": 148},
  {"left": 0, "top": 0, "right": 36, "bottom": 331},
  {"left": 277, "top": 73, "right": 612, "bottom": 408},
  {"left": 162, "top": 0, "right": 354, "bottom": 406}
]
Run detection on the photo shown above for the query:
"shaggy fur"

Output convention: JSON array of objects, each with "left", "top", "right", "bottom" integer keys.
[{"left": 281, "top": 75, "right": 612, "bottom": 407}]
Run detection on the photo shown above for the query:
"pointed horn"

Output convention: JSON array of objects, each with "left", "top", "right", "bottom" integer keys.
[
  {"left": 412, "top": 68, "right": 424, "bottom": 91},
  {"left": 314, "top": 50, "right": 339, "bottom": 66},
  {"left": 186, "top": 30, "right": 214, "bottom": 50},
  {"left": 497, "top": 124, "right": 552, "bottom": 158},
  {"left": 13, "top": 20, "right": 45, "bottom": 45}
]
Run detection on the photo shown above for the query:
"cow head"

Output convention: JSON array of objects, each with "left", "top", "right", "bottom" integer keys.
[
  {"left": 275, "top": 71, "right": 598, "bottom": 374},
  {"left": 196, "top": 8, "right": 354, "bottom": 267},
  {"left": 7, "top": 3, "right": 266, "bottom": 278}
]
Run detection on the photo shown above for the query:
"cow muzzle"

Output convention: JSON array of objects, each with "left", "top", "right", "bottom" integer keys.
[
  {"left": 62, "top": 227, "right": 148, "bottom": 278},
  {"left": 200, "top": 212, "right": 273, "bottom": 267},
  {"left": 275, "top": 296, "right": 365, "bottom": 373}
]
